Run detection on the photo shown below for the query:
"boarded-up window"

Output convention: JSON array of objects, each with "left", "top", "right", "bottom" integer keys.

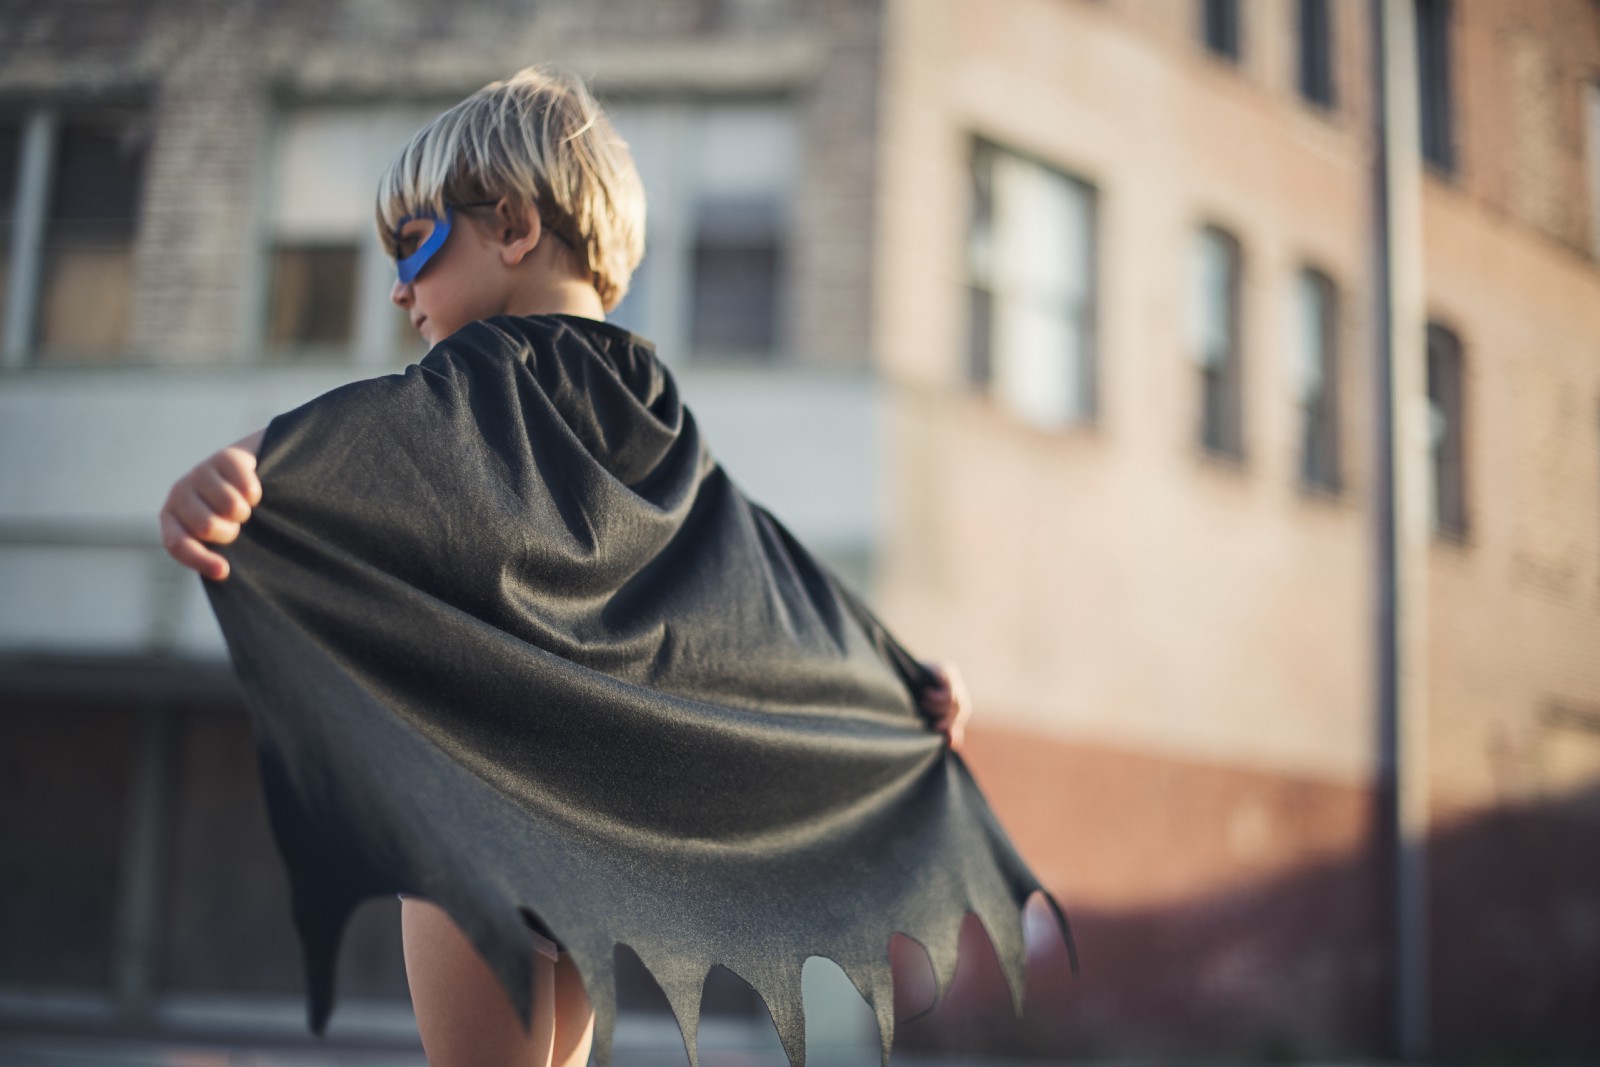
[{"left": 35, "top": 114, "right": 148, "bottom": 364}]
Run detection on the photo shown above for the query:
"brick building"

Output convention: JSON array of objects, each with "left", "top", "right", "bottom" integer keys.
[
  {"left": 1, "top": 0, "right": 1597, "bottom": 1062},
  {"left": 0, "top": 0, "right": 891, "bottom": 1057},
  {"left": 872, "top": 0, "right": 1600, "bottom": 1060}
]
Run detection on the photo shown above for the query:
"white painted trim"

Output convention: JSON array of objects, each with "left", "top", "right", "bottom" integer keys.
[{"left": 2, "top": 109, "right": 56, "bottom": 367}]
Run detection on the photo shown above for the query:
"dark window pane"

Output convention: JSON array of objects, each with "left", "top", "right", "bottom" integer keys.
[
  {"left": 1299, "top": 270, "right": 1341, "bottom": 491},
  {"left": 49, "top": 121, "right": 146, "bottom": 232},
  {"left": 1427, "top": 323, "right": 1467, "bottom": 536},
  {"left": 968, "top": 285, "right": 993, "bottom": 387},
  {"left": 1416, "top": 0, "right": 1455, "bottom": 171},
  {"left": 689, "top": 241, "right": 778, "bottom": 355},
  {"left": 966, "top": 141, "right": 995, "bottom": 388},
  {"left": 266, "top": 244, "right": 358, "bottom": 349},
  {"left": 1203, "top": 0, "right": 1241, "bottom": 60},
  {"left": 1298, "top": 0, "right": 1336, "bottom": 108},
  {"left": 689, "top": 190, "right": 783, "bottom": 358},
  {"left": 1198, "top": 227, "right": 1244, "bottom": 461}
]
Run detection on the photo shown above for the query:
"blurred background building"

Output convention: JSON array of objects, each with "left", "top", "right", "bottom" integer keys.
[{"left": 1, "top": 0, "right": 1597, "bottom": 1064}]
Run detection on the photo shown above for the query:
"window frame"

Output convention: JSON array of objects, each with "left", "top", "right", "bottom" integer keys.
[
  {"left": 1425, "top": 321, "right": 1468, "bottom": 539},
  {"left": 1, "top": 104, "right": 151, "bottom": 368},
  {"left": 964, "top": 135, "right": 1100, "bottom": 432},
  {"left": 1293, "top": 266, "right": 1342, "bottom": 494},
  {"left": 254, "top": 102, "right": 441, "bottom": 367},
  {"left": 1192, "top": 223, "right": 1246, "bottom": 463},
  {"left": 1200, "top": 0, "right": 1242, "bottom": 64},
  {"left": 1296, "top": 0, "right": 1337, "bottom": 111},
  {"left": 1416, "top": 0, "right": 1456, "bottom": 175},
  {"left": 606, "top": 97, "right": 799, "bottom": 366}
]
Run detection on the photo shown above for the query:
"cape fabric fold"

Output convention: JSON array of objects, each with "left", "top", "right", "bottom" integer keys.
[{"left": 202, "top": 313, "right": 1075, "bottom": 1067}]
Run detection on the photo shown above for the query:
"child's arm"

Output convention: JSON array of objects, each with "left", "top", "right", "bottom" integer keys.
[
  {"left": 916, "top": 661, "right": 972, "bottom": 752},
  {"left": 158, "top": 427, "right": 265, "bottom": 582}
]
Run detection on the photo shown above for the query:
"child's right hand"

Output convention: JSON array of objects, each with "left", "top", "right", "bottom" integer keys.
[{"left": 158, "top": 428, "right": 266, "bottom": 582}]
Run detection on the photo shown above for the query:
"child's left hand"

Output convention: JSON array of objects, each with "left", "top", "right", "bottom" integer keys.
[{"left": 917, "top": 661, "right": 972, "bottom": 752}]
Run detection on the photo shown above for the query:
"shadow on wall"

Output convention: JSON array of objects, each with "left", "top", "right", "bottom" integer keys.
[{"left": 895, "top": 782, "right": 1600, "bottom": 1064}]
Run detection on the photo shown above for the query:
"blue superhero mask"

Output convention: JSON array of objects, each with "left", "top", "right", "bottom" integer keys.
[
  {"left": 392, "top": 204, "right": 457, "bottom": 285},
  {"left": 391, "top": 200, "right": 502, "bottom": 284}
]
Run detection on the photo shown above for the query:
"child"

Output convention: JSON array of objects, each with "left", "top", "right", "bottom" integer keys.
[{"left": 160, "top": 66, "right": 1049, "bottom": 1067}]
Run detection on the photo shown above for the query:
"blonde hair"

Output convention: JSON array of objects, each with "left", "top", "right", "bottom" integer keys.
[{"left": 375, "top": 65, "right": 646, "bottom": 312}]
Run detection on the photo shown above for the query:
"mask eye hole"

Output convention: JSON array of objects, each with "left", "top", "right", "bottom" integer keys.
[{"left": 393, "top": 221, "right": 431, "bottom": 262}]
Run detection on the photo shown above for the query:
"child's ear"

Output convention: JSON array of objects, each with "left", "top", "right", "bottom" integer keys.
[{"left": 497, "top": 200, "right": 543, "bottom": 267}]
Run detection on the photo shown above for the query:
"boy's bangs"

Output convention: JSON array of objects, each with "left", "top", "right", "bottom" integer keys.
[{"left": 374, "top": 118, "right": 460, "bottom": 257}]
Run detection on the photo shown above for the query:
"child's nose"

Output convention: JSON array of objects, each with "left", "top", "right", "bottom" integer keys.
[{"left": 390, "top": 278, "right": 412, "bottom": 307}]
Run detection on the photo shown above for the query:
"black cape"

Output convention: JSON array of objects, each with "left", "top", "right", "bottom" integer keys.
[{"left": 202, "top": 313, "right": 1074, "bottom": 1067}]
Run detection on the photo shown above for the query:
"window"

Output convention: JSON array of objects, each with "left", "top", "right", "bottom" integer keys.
[
  {"left": 1297, "top": 0, "right": 1336, "bottom": 109},
  {"left": 1426, "top": 322, "right": 1467, "bottom": 537},
  {"left": 966, "top": 139, "right": 1098, "bottom": 430},
  {"left": 608, "top": 102, "right": 797, "bottom": 363},
  {"left": 263, "top": 106, "right": 436, "bottom": 363},
  {"left": 1292, "top": 268, "right": 1340, "bottom": 492},
  {"left": 0, "top": 108, "right": 149, "bottom": 366},
  {"left": 1201, "top": 0, "right": 1241, "bottom": 63},
  {"left": 1191, "top": 225, "right": 1245, "bottom": 461},
  {"left": 1416, "top": 0, "right": 1455, "bottom": 172}
]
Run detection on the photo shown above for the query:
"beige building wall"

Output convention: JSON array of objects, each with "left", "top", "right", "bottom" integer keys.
[{"left": 874, "top": 0, "right": 1600, "bottom": 1058}]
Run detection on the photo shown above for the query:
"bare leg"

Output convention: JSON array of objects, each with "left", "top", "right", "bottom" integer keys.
[
  {"left": 552, "top": 951, "right": 595, "bottom": 1067},
  {"left": 402, "top": 897, "right": 594, "bottom": 1067}
]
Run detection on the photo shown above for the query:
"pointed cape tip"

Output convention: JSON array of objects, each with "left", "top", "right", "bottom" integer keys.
[
  {"left": 298, "top": 896, "right": 351, "bottom": 1039},
  {"left": 1041, "top": 888, "right": 1080, "bottom": 977},
  {"left": 650, "top": 955, "right": 709, "bottom": 1067}
]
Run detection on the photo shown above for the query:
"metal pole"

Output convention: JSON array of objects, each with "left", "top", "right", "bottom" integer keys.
[{"left": 1369, "top": 0, "right": 1430, "bottom": 1058}]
